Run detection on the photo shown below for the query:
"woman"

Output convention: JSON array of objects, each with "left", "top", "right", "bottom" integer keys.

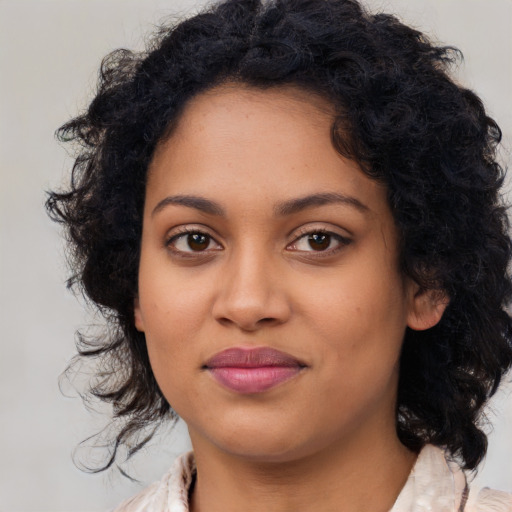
[{"left": 47, "top": 0, "right": 512, "bottom": 510}]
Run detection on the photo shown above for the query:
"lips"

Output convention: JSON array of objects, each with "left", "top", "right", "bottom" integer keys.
[{"left": 204, "top": 347, "right": 306, "bottom": 393}]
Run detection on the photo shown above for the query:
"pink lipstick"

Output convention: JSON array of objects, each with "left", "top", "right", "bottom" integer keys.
[{"left": 204, "top": 347, "right": 306, "bottom": 394}]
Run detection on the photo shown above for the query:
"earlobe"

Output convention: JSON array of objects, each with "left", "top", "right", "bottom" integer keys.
[
  {"left": 407, "top": 285, "right": 449, "bottom": 331},
  {"left": 134, "top": 297, "right": 145, "bottom": 332}
]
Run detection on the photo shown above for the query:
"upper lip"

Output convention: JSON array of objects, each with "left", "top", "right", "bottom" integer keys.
[{"left": 204, "top": 347, "right": 306, "bottom": 368}]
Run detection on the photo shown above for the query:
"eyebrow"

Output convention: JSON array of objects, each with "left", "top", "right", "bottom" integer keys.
[
  {"left": 151, "top": 191, "right": 369, "bottom": 218},
  {"left": 274, "top": 192, "right": 369, "bottom": 216},
  {"left": 152, "top": 195, "right": 225, "bottom": 217}
]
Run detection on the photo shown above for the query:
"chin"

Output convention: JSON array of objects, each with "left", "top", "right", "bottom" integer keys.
[{"left": 191, "top": 416, "right": 341, "bottom": 464}]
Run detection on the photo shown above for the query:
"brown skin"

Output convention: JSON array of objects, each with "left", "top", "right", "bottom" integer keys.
[{"left": 134, "top": 85, "right": 447, "bottom": 512}]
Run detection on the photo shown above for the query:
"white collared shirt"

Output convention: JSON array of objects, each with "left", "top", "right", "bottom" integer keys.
[{"left": 114, "top": 445, "right": 512, "bottom": 512}]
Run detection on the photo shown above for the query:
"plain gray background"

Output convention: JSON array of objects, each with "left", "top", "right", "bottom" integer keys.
[{"left": 1, "top": 0, "right": 511, "bottom": 510}]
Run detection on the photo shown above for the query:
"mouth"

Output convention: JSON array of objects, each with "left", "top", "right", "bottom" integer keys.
[{"left": 203, "top": 347, "right": 307, "bottom": 394}]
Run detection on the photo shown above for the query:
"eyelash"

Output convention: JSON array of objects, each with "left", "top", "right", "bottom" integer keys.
[
  {"left": 165, "top": 227, "right": 222, "bottom": 258},
  {"left": 165, "top": 227, "right": 352, "bottom": 259},
  {"left": 287, "top": 228, "right": 352, "bottom": 257}
]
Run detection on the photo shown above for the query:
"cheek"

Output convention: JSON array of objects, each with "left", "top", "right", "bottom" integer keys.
[
  {"left": 142, "top": 309, "right": 201, "bottom": 417},
  {"left": 296, "top": 260, "right": 408, "bottom": 375},
  {"left": 137, "top": 267, "right": 214, "bottom": 399},
  {"left": 302, "top": 274, "right": 406, "bottom": 339},
  {"left": 138, "top": 262, "right": 213, "bottom": 338},
  {"left": 304, "top": 280, "right": 406, "bottom": 430}
]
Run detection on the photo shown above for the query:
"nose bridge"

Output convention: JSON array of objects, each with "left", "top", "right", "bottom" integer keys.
[{"left": 212, "top": 239, "right": 289, "bottom": 329}]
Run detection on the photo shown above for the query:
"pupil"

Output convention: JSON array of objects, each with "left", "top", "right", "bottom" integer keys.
[
  {"left": 308, "top": 233, "right": 330, "bottom": 251},
  {"left": 188, "top": 233, "right": 209, "bottom": 251}
]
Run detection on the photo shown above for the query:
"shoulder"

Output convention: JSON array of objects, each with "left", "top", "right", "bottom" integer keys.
[
  {"left": 111, "top": 452, "right": 196, "bottom": 512},
  {"left": 465, "top": 486, "right": 512, "bottom": 512},
  {"left": 443, "top": 446, "right": 512, "bottom": 512},
  {"left": 392, "top": 445, "right": 512, "bottom": 512}
]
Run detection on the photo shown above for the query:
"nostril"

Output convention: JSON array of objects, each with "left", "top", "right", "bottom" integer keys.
[
  {"left": 217, "top": 317, "right": 233, "bottom": 327},
  {"left": 216, "top": 315, "right": 280, "bottom": 332},
  {"left": 212, "top": 284, "right": 291, "bottom": 330}
]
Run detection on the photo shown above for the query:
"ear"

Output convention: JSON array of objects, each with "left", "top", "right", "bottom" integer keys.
[
  {"left": 134, "top": 297, "right": 145, "bottom": 332},
  {"left": 407, "top": 282, "right": 449, "bottom": 331}
]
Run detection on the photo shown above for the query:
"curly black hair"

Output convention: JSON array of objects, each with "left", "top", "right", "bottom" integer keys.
[{"left": 46, "top": 0, "right": 512, "bottom": 472}]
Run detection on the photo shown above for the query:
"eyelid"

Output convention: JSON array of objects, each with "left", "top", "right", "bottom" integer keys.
[
  {"left": 165, "top": 224, "right": 220, "bottom": 241},
  {"left": 163, "top": 223, "right": 351, "bottom": 257},
  {"left": 288, "top": 223, "right": 352, "bottom": 243},
  {"left": 164, "top": 225, "right": 223, "bottom": 255},
  {"left": 286, "top": 226, "right": 352, "bottom": 255}
]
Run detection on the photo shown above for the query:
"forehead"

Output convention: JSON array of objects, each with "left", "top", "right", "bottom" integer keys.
[
  {"left": 149, "top": 84, "right": 336, "bottom": 182},
  {"left": 154, "top": 83, "right": 337, "bottom": 160},
  {"left": 146, "top": 83, "right": 388, "bottom": 221},
  {"left": 183, "top": 82, "right": 336, "bottom": 123}
]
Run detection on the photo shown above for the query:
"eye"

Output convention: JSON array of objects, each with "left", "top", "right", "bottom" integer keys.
[
  {"left": 288, "top": 230, "right": 351, "bottom": 254},
  {"left": 167, "top": 230, "right": 222, "bottom": 254}
]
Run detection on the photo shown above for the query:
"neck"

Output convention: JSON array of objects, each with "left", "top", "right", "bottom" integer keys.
[{"left": 188, "top": 426, "right": 416, "bottom": 512}]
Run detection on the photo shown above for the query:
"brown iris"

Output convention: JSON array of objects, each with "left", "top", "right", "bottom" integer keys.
[
  {"left": 187, "top": 233, "right": 210, "bottom": 251},
  {"left": 308, "top": 233, "right": 331, "bottom": 251}
]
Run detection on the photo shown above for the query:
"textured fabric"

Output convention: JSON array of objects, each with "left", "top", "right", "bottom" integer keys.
[
  {"left": 114, "top": 452, "right": 195, "bottom": 512},
  {"left": 114, "top": 446, "right": 512, "bottom": 512}
]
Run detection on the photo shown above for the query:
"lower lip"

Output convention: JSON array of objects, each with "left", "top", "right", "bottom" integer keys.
[{"left": 208, "top": 366, "right": 302, "bottom": 393}]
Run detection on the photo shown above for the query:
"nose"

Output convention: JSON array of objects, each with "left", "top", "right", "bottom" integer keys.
[{"left": 212, "top": 247, "right": 291, "bottom": 332}]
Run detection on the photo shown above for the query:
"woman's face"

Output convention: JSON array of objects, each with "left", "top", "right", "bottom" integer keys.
[{"left": 135, "top": 85, "right": 437, "bottom": 462}]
